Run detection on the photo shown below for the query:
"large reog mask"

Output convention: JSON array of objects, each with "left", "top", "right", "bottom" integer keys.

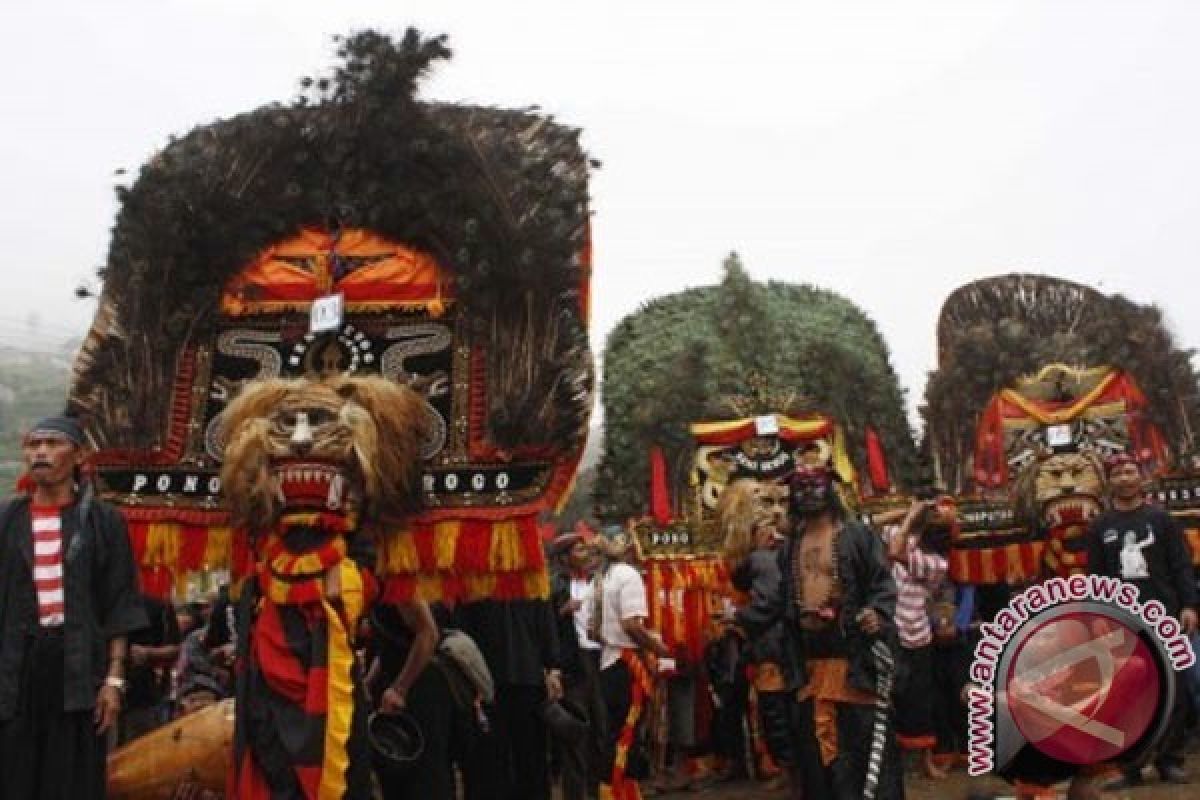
[
  {"left": 220, "top": 376, "right": 429, "bottom": 529},
  {"left": 788, "top": 465, "right": 835, "bottom": 518}
]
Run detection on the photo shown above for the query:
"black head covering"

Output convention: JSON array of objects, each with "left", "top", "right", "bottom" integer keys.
[{"left": 28, "top": 415, "right": 85, "bottom": 447}]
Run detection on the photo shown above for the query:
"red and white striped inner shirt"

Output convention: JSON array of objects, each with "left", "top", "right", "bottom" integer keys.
[
  {"left": 31, "top": 506, "right": 66, "bottom": 627},
  {"left": 882, "top": 525, "right": 947, "bottom": 649}
]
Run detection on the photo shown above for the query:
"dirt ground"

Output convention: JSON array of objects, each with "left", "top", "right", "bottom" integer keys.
[{"left": 639, "top": 752, "right": 1200, "bottom": 800}]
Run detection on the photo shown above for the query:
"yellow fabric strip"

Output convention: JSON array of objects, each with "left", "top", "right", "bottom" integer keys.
[
  {"left": 417, "top": 574, "right": 442, "bottom": 602},
  {"left": 318, "top": 562, "right": 362, "bottom": 800},
  {"left": 144, "top": 523, "right": 181, "bottom": 567},
  {"left": 690, "top": 414, "right": 830, "bottom": 437},
  {"left": 203, "top": 527, "right": 232, "bottom": 570},
  {"left": 383, "top": 531, "right": 420, "bottom": 574},
  {"left": 998, "top": 369, "right": 1118, "bottom": 425},
  {"left": 435, "top": 521, "right": 460, "bottom": 570},
  {"left": 830, "top": 425, "right": 858, "bottom": 487},
  {"left": 525, "top": 571, "right": 550, "bottom": 599},
  {"left": 814, "top": 698, "right": 839, "bottom": 766},
  {"left": 489, "top": 521, "right": 523, "bottom": 571}
]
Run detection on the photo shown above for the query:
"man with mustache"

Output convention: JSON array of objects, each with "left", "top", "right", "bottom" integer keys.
[{"left": 0, "top": 415, "right": 147, "bottom": 799}]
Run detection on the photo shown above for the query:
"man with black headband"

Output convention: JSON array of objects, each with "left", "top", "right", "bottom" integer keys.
[
  {"left": 738, "top": 464, "right": 902, "bottom": 800},
  {"left": 0, "top": 415, "right": 147, "bottom": 799}
]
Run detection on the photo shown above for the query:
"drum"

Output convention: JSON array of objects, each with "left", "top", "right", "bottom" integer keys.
[{"left": 107, "top": 698, "right": 234, "bottom": 799}]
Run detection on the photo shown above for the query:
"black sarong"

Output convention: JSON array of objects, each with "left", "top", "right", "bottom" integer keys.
[{"left": 0, "top": 629, "right": 107, "bottom": 800}]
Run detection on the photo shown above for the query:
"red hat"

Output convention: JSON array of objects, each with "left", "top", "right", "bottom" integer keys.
[
  {"left": 1104, "top": 452, "right": 1138, "bottom": 476},
  {"left": 550, "top": 532, "right": 584, "bottom": 556}
]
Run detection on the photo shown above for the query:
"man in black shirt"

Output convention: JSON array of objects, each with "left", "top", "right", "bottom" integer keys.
[
  {"left": 454, "top": 598, "right": 563, "bottom": 800},
  {"left": 1086, "top": 453, "right": 1198, "bottom": 787},
  {"left": 120, "top": 594, "right": 182, "bottom": 743}
]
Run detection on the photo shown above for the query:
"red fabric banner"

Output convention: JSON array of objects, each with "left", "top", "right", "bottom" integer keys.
[
  {"left": 865, "top": 426, "right": 890, "bottom": 494},
  {"left": 649, "top": 446, "right": 672, "bottom": 525}
]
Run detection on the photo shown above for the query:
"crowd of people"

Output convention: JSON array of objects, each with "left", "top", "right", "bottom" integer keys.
[{"left": 2, "top": 413, "right": 1200, "bottom": 800}]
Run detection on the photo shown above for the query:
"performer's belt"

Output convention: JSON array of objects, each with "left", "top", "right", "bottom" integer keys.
[{"left": 797, "top": 611, "right": 837, "bottom": 632}]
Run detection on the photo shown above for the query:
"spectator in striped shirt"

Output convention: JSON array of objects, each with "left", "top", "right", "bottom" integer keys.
[
  {"left": 882, "top": 496, "right": 951, "bottom": 780},
  {"left": 0, "top": 415, "right": 147, "bottom": 800}
]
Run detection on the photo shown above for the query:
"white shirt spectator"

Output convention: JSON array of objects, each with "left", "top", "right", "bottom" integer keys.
[
  {"left": 571, "top": 577, "right": 601, "bottom": 651},
  {"left": 600, "top": 562, "right": 649, "bottom": 670}
]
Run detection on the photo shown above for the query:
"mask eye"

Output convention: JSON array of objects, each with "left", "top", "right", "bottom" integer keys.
[
  {"left": 270, "top": 410, "right": 302, "bottom": 433},
  {"left": 307, "top": 407, "right": 337, "bottom": 427}
]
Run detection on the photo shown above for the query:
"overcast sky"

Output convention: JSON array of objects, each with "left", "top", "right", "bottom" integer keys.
[{"left": 3, "top": 1, "right": 1199, "bottom": 426}]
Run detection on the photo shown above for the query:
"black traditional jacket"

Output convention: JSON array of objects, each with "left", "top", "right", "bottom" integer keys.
[
  {"left": 0, "top": 490, "right": 147, "bottom": 718},
  {"left": 736, "top": 519, "right": 897, "bottom": 695},
  {"left": 730, "top": 549, "right": 789, "bottom": 671}
]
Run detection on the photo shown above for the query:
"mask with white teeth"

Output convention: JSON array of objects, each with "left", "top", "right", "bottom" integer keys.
[{"left": 220, "top": 376, "right": 430, "bottom": 531}]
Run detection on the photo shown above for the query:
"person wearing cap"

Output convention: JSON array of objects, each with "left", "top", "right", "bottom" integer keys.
[
  {"left": 0, "top": 415, "right": 147, "bottom": 799},
  {"left": 1086, "top": 452, "right": 1198, "bottom": 788},
  {"left": 593, "top": 529, "right": 671, "bottom": 800}
]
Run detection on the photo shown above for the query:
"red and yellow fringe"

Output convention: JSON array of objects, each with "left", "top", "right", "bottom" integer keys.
[
  {"left": 375, "top": 514, "right": 549, "bottom": 603},
  {"left": 644, "top": 556, "right": 730, "bottom": 664},
  {"left": 123, "top": 507, "right": 554, "bottom": 602}
]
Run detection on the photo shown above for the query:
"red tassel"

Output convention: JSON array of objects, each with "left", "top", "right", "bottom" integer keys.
[
  {"left": 519, "top": 516, "right": 546, "bottom": 570},
  {"left": 413, "top": 524, "right": 438, "bottom": 571},
  {"left": 380, "top": 575, "right": 417, "bottom": 604},
  {"left": 973, "top": 398, "right": 1009, "bottom": 488},
  {"left": 179, "top": 525, "right": 208, "bottom": 571},
  {"left": 140, "top": 566, "right": 173, "bottom": 599},
  {"left": 644, "top": 562, "right": 659, "bottom": 632},
  {"left": 649, "top": 446, "right": 672, "bottom": 525},
  {"left": 865, "top": 427, "right": 890, "bottom": 493},
  {"left": 128, "top": 523, "right": 149, "bottom": 566},
  {"left": 495, "top": 573, "right": 525, "bottom": 600},
  {"left": 231, "top": 529, "right": 256, "bottom": 580},
  {"left": 457, "top": 520, "right": 492, "bottom": 573},
  {"left": 442, "top": 574, "right": 466, "bottom": 602}
]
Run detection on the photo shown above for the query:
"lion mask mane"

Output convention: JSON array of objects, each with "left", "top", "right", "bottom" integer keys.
[{"left": 718, "top": 478, "right": 789, "bottom": 564}]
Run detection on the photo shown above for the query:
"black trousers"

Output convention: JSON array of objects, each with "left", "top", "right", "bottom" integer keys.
[
  {"left": 558, "top": 649, "right": 606, "bottom": 800},
  {"left": 600, "top": 658, "right": 652, "bottom": 784},
  {"left": 932, "top": 637, "right": 970, "bottom": 755},
  {"left": 462, "top": 683, "right": 549, "bottom": 800},
  {"left": 793, "top": 698, "right": 904, "bottom": 800},
  {"left": 0, "top": 630, "right": 106, "bottom": 800},
  {"left": 757, "top": 689, "right": 795, "bottom": 767},
  {"left": 894, "top": 645, "right": 936, "bottom": 749},
  {"left": 378, "top": 664, "right": 455, "bottom": 800},
  {"left": 1126, "top": 679, "right": 1191, "bottom": 777},
  {"left": 710, "top": 664, "right": 750, "bottom": 775}
]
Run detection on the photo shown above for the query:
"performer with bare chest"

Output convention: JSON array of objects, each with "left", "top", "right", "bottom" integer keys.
[
  {"left": 796, "top": 518, "right": 839, "bottom": 626},
  {"left": 785, "top": 466, "right": 903, "bottom": 800}
]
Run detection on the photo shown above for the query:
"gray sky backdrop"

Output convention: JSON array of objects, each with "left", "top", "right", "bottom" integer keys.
[{"left": 3, "top": 1, "right": 1199, "bottom": 427}]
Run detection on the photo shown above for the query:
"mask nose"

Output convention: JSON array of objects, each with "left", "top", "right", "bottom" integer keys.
[{"left": 291, "top": 412, "right": 314, "bottom": 454}]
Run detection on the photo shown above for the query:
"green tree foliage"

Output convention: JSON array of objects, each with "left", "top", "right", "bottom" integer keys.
[
  {"left": 0, "top": 357, "right": 71, "bottom": 489},
  {"left": 594, "top": 255, "right": 917, "bottom": 521}
]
